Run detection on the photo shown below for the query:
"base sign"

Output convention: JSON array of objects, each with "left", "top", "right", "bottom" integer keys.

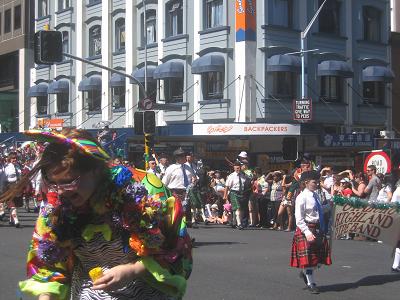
[{"left": 293, "top": 98, "right": 312, "bottom": 122}]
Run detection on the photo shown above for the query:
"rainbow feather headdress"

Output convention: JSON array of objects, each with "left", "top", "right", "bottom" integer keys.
[{"left": 25, "top": 129, "right": 110, "bottom": 161}]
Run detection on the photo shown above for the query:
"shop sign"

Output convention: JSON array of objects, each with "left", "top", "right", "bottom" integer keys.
[
  {"left": 293, "top": 98, "right": 312, "bottom": 122},
  {"left": 235, "top": 0, "right": 257, "bottom": 42},
  {"left": 321, "top": 133, "right": 373, "bottom": 147},
  {"left": 193, "top": 123, "right": 300, "bottom": 136},
  {"left": 363, "top": 151, "right": 391, "bottom": 174},
  {"left": 37, "top": 118, "right": 64, "bottom": 129}
]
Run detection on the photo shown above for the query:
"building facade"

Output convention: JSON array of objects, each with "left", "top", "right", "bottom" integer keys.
[
  {"left": 391, "top": 0, "right": 400, "bottom": 140},
  {"left": 0, "top": 0, "right": 34, "bottom": 133},
  {"left": 29, "top": 0, "right": 394, "bottom": 168}
]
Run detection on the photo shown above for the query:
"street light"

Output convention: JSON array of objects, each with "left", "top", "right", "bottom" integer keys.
[{"left": 300, "top": 0, "right": 328, "bottom": 99}]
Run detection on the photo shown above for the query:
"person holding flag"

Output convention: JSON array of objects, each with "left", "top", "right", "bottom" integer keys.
[{"left": 290, "top": 170, "right": 332, "bottom": 294}]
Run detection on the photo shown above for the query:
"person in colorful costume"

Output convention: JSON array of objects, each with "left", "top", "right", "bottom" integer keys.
[{"left": 0, "top": 128, "right": 192, "bottom": 300}]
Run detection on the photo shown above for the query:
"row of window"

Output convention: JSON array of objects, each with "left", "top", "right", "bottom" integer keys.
[
  {"left": 272, "top": 0, "right": 383, "bottom": 42},
  {"left": 34, "top": 71, "right": 385, "bottom": 117},
  {"left": 0, "top": 5, "right": 21, "bottom": 36}
]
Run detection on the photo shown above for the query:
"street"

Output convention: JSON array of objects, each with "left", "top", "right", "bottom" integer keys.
[{"left": 1, "top": 210, "right": 399, "bottom": 300}]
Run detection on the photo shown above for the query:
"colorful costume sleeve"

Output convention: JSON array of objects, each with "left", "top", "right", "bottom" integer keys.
[
  {"left": 117, "top": 167, "right": 193, "bottom": 298},
  {"left": 19, "top": 192, "right": 73, "bottom": 300}
]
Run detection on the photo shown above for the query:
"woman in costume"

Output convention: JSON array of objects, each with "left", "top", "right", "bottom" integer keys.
[
  {"left": 0, "top": 128, "right": 192, "bottom": 300},
  {"left": 290, "top": 170, "right": 332, "bottom": 294}
]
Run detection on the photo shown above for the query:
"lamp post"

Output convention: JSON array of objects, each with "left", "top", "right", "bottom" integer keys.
[
  {"left": 143, "top": 0, "right": 148, "bottom": 96},
  {"left": 300, "top": 0, "right": 328, "bottom": 99}
]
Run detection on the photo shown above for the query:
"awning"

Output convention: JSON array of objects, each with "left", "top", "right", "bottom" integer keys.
[
  {"left": 78, "top": 76, "right": 102, "bottom": 91},
  {"left": 153, "top": 60, "right": 184, "bottom": 79},
  {"left": 267, "top": 54, "right": 301, "bottom": 73},
  {"left": 47, "top": 80, "right": 69, "bottom": 94},
  {"left": 362, "top": 66, "right": 395, "bottom": 82},
  {"left": 191, "top": 54, "right": 225, "bottom": 74},
  {"left": 131, "top": 66, "right": 156, "bottom": 84},
  {"left": 110, "top": 73, "right": 126, "bottom": 87},
  {"left": 27, "top": 83, "right": 48, "bottom": 97},
  {"left": 317, "top": 60, "right": 353, "bottom": 78}
]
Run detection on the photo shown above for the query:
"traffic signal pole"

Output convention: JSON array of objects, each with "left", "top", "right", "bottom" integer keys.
[{"left": 144, "top": 134, "right": 151, "bottom": 169}]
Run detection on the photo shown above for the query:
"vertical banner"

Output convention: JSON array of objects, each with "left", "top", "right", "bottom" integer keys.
[
  {"left": 332, "top": 197, "right": 400, "bottom": 248},
  {"left": 235, "top": 0, "right": 257, "bottom": 42}
]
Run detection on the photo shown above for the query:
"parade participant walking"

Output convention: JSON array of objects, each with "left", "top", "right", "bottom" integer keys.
[
  {"left": 4, "top": 152, "right": 22, "bottom": 227},
  {"left": 290, "top": 171, "right": 332, "bottom": 294},
  {"left": 162, "top": 148, "right": 196, "bottom": 227},
  {"left": 224, "top": 161, "right": 248, "bottom": 230},
  {"left": 0, "top": 129, "right": 192, "bottom": 300}
]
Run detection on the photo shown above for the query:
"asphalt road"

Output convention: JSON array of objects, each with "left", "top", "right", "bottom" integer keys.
[{"left": 1, "top": 210, "right": 399, "bottom": 300}]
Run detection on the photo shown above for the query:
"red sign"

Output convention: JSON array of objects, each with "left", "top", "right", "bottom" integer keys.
[
  {"left": 139, "top": 97, "right": 154, "bottom": 110},
  {"left": 293, "top": 98, "right": 312, "bottom": 122},
  {"left": 363, "top": 151, "right": 391, "bottom": 174},
  {"left": 37, "top": 118, "right": 64, "bottom": 129}
]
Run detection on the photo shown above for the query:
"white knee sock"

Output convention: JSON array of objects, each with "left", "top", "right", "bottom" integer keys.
[
  {"left": 10, "top": 207, "right": 19, "bottom": 224},
  {"left": 393, "top": 248, "right": 400, "bottom": 269},
  {"left": 304, "top": 268, "right": 315, "bottom": 286},
  {"left": 235, "top": 210, "right": 242, "bottom": 226}
]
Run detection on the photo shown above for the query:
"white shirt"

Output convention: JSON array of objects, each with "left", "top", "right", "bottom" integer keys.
[
  {"left": 322, "top": 175, "right": 334, "bottom": 201},
  {"left": 146, "top": 167, "right": 161, "bottom": 179},
  {"left": 4, "top": 163, "right": 20, "bottom": 183},
  {"left": 376, "top": 185, "right": 392, "bottom": 203},
  {"left": 295, "top": 188, "right": 329, "bottom": 237},
  {"left": 225, "top": 171, "right": 247, "bottom": 192},
  {"left": 162, "top": 163, "right": 195, "bottom": 190},
  {"left": 392, "top": 186, "right": 400, "bottom": 203}
]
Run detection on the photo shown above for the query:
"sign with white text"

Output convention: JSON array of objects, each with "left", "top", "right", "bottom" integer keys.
[
  {"left": 293, "top": 98, "right": 312, "bottom": 121},
  {"left": 193, "top": 123, "right": 301, "bottom": 136},
  {"left": 363, "top": 151, "right": 391, "bottom": 174}
]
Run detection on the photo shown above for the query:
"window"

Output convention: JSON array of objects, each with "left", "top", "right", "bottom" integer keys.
[
  {"left": 14, "top": 5, "right": 21, "bottom": 30},
  {"left": 141, "top": 10, "right": 157, "bottom": 45},
  {"left": 202, "top": 72, "right": 224, "bottom": 99},
  {"left": 164, "top": 78, "right": 183, "bottom": 103},
  {"left": 37, "top": 96, "right": 48, "bottom": 115},
  {"left": 62, "top": 31, "right": 69, "bottom": 58},
  {"left": 166, "top": 0, "right": 183, "bottom": 37},
  {"left": 57, "top": 94, "right": 69, "bottom": 113},
  {"left": 205, "top": 0, "right": 223, "bottom": 29},
  {"left": 112, "top": 86, "right": 126, "bottom": 109},
  {"left": 4, "top": 9, "right": 11, "bottom": 33},
  {"left": 58, "top": 0, "right": 70, "bottom": 11},
  {"left": 269, "top": 72, "right": 298, "bottom": 99},
  {"left": 88, "top": 0, "right": 102, "bottom": 4},
  {"left": 319, "top": 0, "right": 340, "bottom": 35},
  {"left": 139, "top": 82, "right": 157, "bottom": 102},
  {"left": 38, "top": 0, "right": 49, "bottom": 18},
  {"left": 89, "top": 25, "right": 102, "bottom": 57},
  {"left": 363, "top": 6, "right": 381, "bottom": 42},
  {"left": 115, "top": 18, "right": 125, "bottom": 51},
  {"left": 320, "top": 76, "right": 343, "bottom": 103},
  {"left": 363, "top": 81, "right": 385, "bottom": 105},
  {"left": 271, "top": 0, "right": 293, "bottom": 28},
  {"left": 85, "top": 90, "right": 102, "bottom": 111}
]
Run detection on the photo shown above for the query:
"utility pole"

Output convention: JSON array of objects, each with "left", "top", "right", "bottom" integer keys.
[
  {"left": 144, "top": 0, "right": 148, "bottom": 95},
  {"left": 300, "top": 0, "right": 328, "bottom": 99}
]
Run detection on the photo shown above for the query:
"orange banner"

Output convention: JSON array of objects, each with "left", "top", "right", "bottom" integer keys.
[
  {"left": 235, "top": 0, "right": 257, "bottom": 42},
  {"left": 37, "top": 118, "right": 64, "bottom": 129}
]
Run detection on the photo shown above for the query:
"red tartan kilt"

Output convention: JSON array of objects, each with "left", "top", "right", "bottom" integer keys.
[{"left": 290, "top": 225, "right": 332, "bottom": 268}]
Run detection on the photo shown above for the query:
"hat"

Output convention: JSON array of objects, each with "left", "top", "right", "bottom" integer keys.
[
  {"left": 238, "top": 151, "right": 248, "bottom": 158},
  {"left": 300, "top": 170, "right": 320, "bottom": 182},
  {"left": 233, "top": 160, "right": 242, "bottom": 167},
  {"left": 340, "top": 177, "right": 351, "bottom": 183},
  {"left": 173, "top": 147, "right": 186, "bottom": 157}
]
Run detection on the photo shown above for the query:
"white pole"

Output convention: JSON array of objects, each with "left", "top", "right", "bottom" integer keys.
[
  {"left": 300, "top": 0, "right": 328, "bottom": 100},
  {"left": 144, "top": 0, "right": 148, "bottom": 96}
]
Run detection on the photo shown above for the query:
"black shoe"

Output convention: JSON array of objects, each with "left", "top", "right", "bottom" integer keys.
[
  {"left": 9, "top": 220, "right": 14, "bottom": 226},
  {"left": 299, "top": 271, "right": 308, "bottom": 286},
  {"left": 192, "top": 223, "right": 199, "bottom": 229},
  {"left": 0, "top": 214, "right": 4, "bottom": 221},
  {"left": 391, "top": 267, "right": 400, "bottom": 273},
  {"left": 237, "top": 225, "right": 244, "bottom": 230},
  {"left": 204, "top": 220, "right": 209, "bottom": 225},
  {"left": 15, "top": 222, "right": 21, "bottom": 228},
  {"left": 307, "top": 284, "right": 319, "bottom": 294}
]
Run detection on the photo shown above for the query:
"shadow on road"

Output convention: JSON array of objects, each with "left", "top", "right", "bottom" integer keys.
[
  {"left": 194, "top": 241, "right": 246, "bottom": 247},
  {"left": 318, "top": 273, "right": 400, "bottom": 293}
]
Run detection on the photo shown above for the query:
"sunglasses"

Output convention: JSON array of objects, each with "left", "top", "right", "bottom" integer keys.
[{"left": 42, "top": 172, "right": 81, "bottom": 191}]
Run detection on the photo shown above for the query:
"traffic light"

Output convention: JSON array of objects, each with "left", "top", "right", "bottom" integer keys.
[
  {"left": 143, "top": 111, "right": 156, "bottom": 134},
  {"left": 134, "top": 111, "right": 144, "bottom": 135},
  {"left": 282, "top": 137, "right": 298, "bottom": 161},
  {"left": 145, "top": 134, "right": 155, "bottom": 149},
  {"left": 34, "top": 30, "right": 63, "bottom": 65}
]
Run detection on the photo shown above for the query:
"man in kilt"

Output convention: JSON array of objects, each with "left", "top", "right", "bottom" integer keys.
[
  {"left": 290, "top": 170, "right": 332, "bottom": 294},
  {"left": 224, "top": 160, "right": 249, "bottom": 230}
]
